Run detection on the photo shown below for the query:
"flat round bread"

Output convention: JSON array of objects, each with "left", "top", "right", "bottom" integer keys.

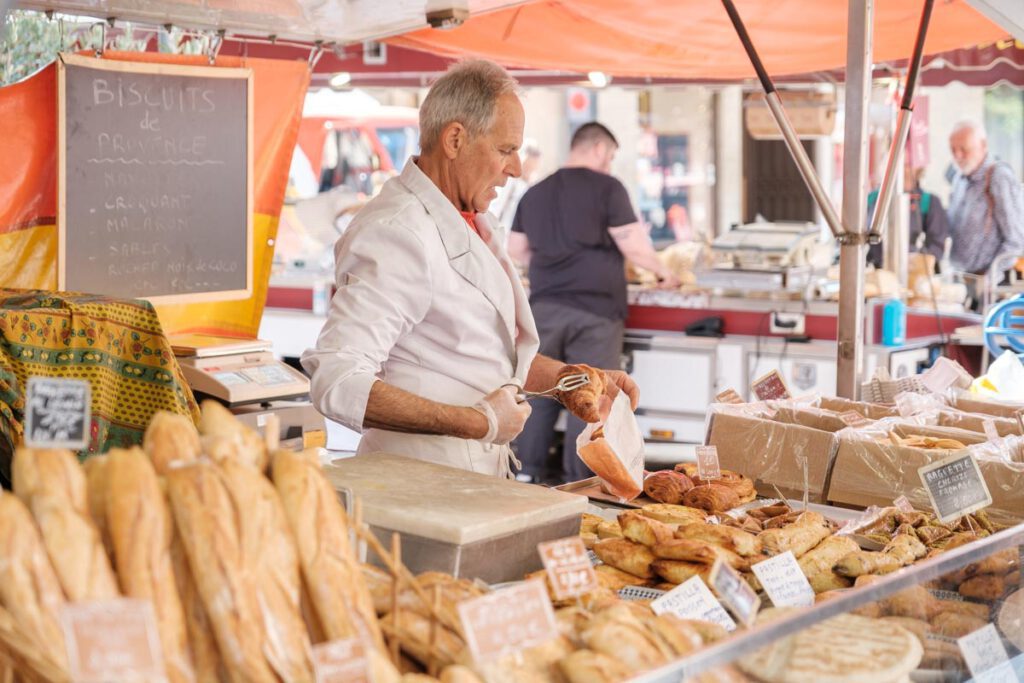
[
  {"left": 738, "top": 611, "right": 923, "bottom": 683},
  {"left": 998, "top": 588, "right": 1024, "bottom": 652}
]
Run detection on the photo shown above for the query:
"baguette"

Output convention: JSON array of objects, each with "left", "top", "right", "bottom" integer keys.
[
  {"left": 196, "top": 400, "right": 268, "bottom": 472},
  {"left": 106, "top": 447, "right": 195, "bottom": 683},
  {"left": 167, "top": 460, "right": 286, "bottom": 683},
  {"left": 144, "top": 411, "right": 201, "bottom": 475},
  {"left": 378, "top": 611, "right": 465, "bottom": 669},
  {"left": 12, "top": 447, "right": 119, "bottom": 601},
  {"left": 272, "top": 449, "right": 385, "bottom": 652},
  {"left": 0, "top": 494, "right": 67, "bottom": 672},
  {"left": 82, "top": 455, "right": 113, "bottom": 557},
  {"left": 170, "top": 530, "right": 222, "bottom": 683}
]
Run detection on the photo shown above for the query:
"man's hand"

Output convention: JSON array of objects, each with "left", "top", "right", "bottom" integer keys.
[
  {"left": 601, "top": 369, "right": 640, "bottom": 411},
  {"left": 473, "top": 386, "right": 532, "bottom": 445}
]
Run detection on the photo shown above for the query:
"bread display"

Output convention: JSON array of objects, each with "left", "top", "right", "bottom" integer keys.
[
  {"left": 593, "top": 538, "right": 657, "bottom": 579},
  {"left": 272, "top": 448, "right": 385, "bottom": 651},
  {"left": 105, "top": 447, "right": 195, "bottom": 683},
  {"left": 796, "top": 536, "right": 858, "bottom": 593},
  {"left": 643, "top": 470, "right": 694, "bottom": 504},
  {"left": 12, "top": 447, "right": 120, "bottom": 602},
  {"left": 556, "top": 364, "right": 606, "bottom": 423},
  {"left": 758, "top": 511, "right": 831, "bottom": 558},
  {"left": 674, "top": 464, "right": 757, "bottom": 503},
  {"left": 618, "top": 510, "right": 675, "bottom": 546},
  {"left": 683, "top": 484, "right": 741, "bottom": 514}
]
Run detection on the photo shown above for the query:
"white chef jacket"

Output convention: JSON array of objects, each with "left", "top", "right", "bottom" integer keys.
[{"left": 301, "top": 159, "right": 540, "bottom": 476}]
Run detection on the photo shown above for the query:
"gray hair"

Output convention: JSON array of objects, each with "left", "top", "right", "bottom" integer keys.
[
  {"left": 951, "top": 119, "right": 987, "bottom": 140},
  {"left": 419, "top": 59, "right": 519, "bottom": 153}
]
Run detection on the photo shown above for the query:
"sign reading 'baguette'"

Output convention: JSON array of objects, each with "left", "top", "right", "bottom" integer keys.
[
  {"left": 458, "top": 580, "right": 558, "bottom": 662},
  {"left": 918, "top": 451, "right": 992, "bottom": 525}
]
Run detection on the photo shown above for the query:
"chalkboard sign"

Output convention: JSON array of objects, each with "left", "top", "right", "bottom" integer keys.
[
  {"left": 58, "top": 54, "right": 253, "bottom": 303},
  {"left": 918, "top": 450, "right": 993, "bottom": 524},
  {"left": 24, "top": 377, "right": 91, "bottom": 449}
]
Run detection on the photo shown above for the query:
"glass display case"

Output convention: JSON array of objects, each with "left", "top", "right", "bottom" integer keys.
[{"left": 633, "top": 522, "right": 1024, "bottom": 682}]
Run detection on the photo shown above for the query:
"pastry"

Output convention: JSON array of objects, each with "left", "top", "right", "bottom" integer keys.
[
  {"left": 747, "top": 503, "right": 792, "bottom": 521},
  {"left": 272, "top": 448, "right": 385, "bottom": 650},
  {"left": 559, "top": 649, "right": 633, "bottom": 683},
  {"left": 797, "top": 536, "right": 858, "bottom": 593},
  {"left": 640, "top": 504, "right": 707, "bottom": 526},
  {"left": 758, "top": 512, "right": 831, "bottom": 558},
  {"left": 0, "top": 494, "right": 67, "bottom": 672},
  {"left": 597, "top": 520, "right": 624, "bottom": 539},
  {"left": 379, "top": 611, "right": 465, "bottom": 669},
  {"left": 644, "top": 470, "right": 694, "bottom": 504},
  {"left": 931, "top": 611, "right": 988, "bottom": 639},
  {"left": 683, "top": 484, "right": 740, "bottom": 514},
  {"left": 883, "top": 533, "right": 927, "bottom": 565},
  {"left": 581, "top": 532, "right": 599, "bottom": 549},
  {"left": 652, "top": 539, "right": 747, "bottom": 570},
  {"left": 106, "top": 447, "right": 195, "bottom": 683},
  {"left": 594, "top": 564, "right": 652, "bottom": 590},
  {"left": 619, "top": 510, "right": 675, "bottom": 547},
  {"left": 878, "top": 585, "right": 930, "bottom": 621},
  {"left": 675, "top": 522, "right": 762, "bottom": 557},
  {"left": 12, "top": 447, "right": 119, "bottom": 602},
  {"left": 581, "top": 512, "right": 604, "bottom": 535},
  {"left": 652, "top": 559, "right": 713, "bottom": 586},
  {"left": 556, "top": 364, "right": 606, "bottom": 423},
  {"left": 958, "top": 573, "right": 1010, "bottom": 601},
  {"left": 675, "top": 464, "right": 757, "bottom": 503},
  {"left": 833, "top": 551, "right": 903, "bottom": 577},
  {"left": 592, "top": 538, "right": 656, "bottom": 579},
  {"left": 143, "top": 411, "right": 201, "bottom": 476},
  {"left": 880, "top": 617, "right": 929, "bottom": 646},
  {"left": 928, "top": 598, "right": 990, "bottom": 621}
]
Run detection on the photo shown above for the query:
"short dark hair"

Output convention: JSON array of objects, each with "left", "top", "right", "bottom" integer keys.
[{"left": 570, "top": 122, "right": 618, "bottom": 150}]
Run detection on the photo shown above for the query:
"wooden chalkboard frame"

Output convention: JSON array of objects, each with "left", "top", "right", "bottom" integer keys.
[{"left": 57, "top": 53, "right": 254, "bottom": 304}]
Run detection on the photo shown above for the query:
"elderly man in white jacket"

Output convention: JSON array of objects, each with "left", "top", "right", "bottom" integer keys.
[{"left": 301, "top": 60, "right": 638, "bottom": 478}]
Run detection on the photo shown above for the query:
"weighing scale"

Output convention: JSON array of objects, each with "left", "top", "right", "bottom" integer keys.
[{"left": 171, "top": 334, "right": 310, "bottom": 406}]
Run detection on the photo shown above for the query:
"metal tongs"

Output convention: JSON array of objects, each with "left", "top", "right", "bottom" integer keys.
[{"left": 516, "top": 373, "right": 590, "bottom": 403}]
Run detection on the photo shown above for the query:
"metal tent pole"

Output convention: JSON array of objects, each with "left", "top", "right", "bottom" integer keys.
[{"left": 837, "top": 0, "right": 874, "bottom": 399}]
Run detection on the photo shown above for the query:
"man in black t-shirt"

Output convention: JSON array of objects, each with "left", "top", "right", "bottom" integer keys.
[{"left": 508, "top": 122, "right": 679, "bottom": 483}]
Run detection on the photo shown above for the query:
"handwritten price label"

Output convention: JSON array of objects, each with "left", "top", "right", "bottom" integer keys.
[
  {"left": 838, "top": 411, "right": 871, "bottom": 428},
  {"left": 538, "top": 537, "right": 598, "bottom": 601},
  {"left": 751, "top": 370, "right": 790, "bottom": 401},
  {"left": 312, "top": 639, "right": 369, "bottom": 683},
  {"left": 752, "top": 551, "right": 815, "bottom": 608},
  {"left": 61, "top": 600, "right": 165, "bottom": 683},
  {"left": 25, "top": 377, "right": 90, "bottom": 449},
  {"left": 695, "top": 445, "right": 722, "bottom": 481},
  {"left": 652, "top": 576, "right": 736, "bottom": 631},
  {"left": 714, "top": 388, "right": 745, "bottom": 405},
  {"left": 958, "top": 624, "right": 1016, "bottom": 683},
  {"left": 458, "top": 580, "right": 558, "bottom": 663}
]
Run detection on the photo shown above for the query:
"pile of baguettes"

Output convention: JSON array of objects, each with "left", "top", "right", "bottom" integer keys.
[{"left": 0, "top": 401, "right": 474, "bottom": 683}]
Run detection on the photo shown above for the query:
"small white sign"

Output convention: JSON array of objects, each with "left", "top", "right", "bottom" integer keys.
[
  {"left": 458, "top": 580, "right": 559, "bottom": 663},
  {"left": 957, "top": 624, "right": 1016, "bottom": 683},
  {"left": 312, "top": 638, "right": 369, "bottom": 683},
  {"left": 651, "top": 575, "right": 736, "bottom": 631},
  {"left": 538, "top": 537, "right": 598, "bottom": 601},
  {"left": 751, "top": 551, "right": 815, "bottom": 608},
  {"left": 921, "top": 360, "right": 960, "bottom": 395},
  {"left": 695, "top": 445, "right": 721, "bottom": 481},
  {"left": 61, "top": 600, "right": 165, "bottom": 683}
]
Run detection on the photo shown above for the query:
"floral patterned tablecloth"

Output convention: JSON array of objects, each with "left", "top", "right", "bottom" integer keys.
[{"left": 0, "top": 290, "right": 199, "bottom": 485}]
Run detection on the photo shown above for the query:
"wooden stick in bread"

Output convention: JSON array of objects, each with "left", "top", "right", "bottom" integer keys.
[
  {"left": 166, "top": 460, "right": 283, "bottom": 683},
  {"left": 270, "top": 449, "right": 385, "bottom": 652},
  {"left": 12, "top": 448, "right": 119, "bottom": 601},
  {"left": 105, "top": 448, "right": 196, "bottom": 683},
  {"left": 0, "top": 494, "right": 67, "bottom": 673}
]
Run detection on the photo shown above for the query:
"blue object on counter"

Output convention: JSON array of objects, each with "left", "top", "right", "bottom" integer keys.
[{"left": 882, "top": 298, "right": 906, "bottom": 346}]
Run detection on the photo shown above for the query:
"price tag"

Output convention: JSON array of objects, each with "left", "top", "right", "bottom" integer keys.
[
  {"left": 24, "top": 377, "right": 90, "bottom": 449},
  {"left": 714, "top": 388, "right": 744, "bottom": 405},
  {"left": 751, "top": 370, "right": 790, "bottom": 402},
  {"left": 921, "top": 360, "right": 960, "bottom": 395},
  {"left": 708, "top": 559, "right": 760, "bottom": 627},
  {"left": 458, "top": 580, "right": 558, "bottom": 663},
  {"left": 651, "top": 575, "right": 736, "bottom": 631},
  {"left": 838, "top": 411, "right": 871, "bottom": 428},
  {"left": 538, "top": 537, "right": 599, "bottom": 601},
  {"left": 751, "top": 551, "right": 815, "bottom": 608},
  {"left": 61, "top": 600, "right": 165, "bottom": 683},
  {"left": 918, "top": 451, "right": 993, "bottom": 525},
  {"left": 695, "top": 445, "right": 721, "bottom": 481},
  {"left": 893, "top": 496, "right": 915, "bottom": 513},
  {"left": 957, "top": 624, "right": 1016, "bottom": 683},
  {"left": 982, "top": 418, "right": 1001, "bottom": 441},
  {"left": 312, "top": 638, "right": 369, "bottom": 683}
]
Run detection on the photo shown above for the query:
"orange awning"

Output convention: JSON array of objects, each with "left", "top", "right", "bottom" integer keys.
[{"left": 390, "top": 0, "right": 1009, "bottom": 80}]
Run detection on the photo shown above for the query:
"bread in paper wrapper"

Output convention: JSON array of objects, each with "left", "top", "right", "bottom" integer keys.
[{"left": 576, "top": 392, "right": 644, "bottom": 500}]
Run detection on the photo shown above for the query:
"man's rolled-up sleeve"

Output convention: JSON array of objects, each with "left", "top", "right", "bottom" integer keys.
[{"left": 300, "top": 219, "right": 432, "bottom": 432}]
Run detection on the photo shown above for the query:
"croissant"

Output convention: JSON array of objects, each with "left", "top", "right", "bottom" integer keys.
[
  {"left": 644, "top": 470, "right": 694, "bottom": 504},
  {"left": 682, "top": 484, "right": 740, "bottom": 514},
  {"left": 556, "top": 364, "right": 606, "bottom": 423},
  {"left": 618, "top": 510, "right": 676, "bottom": 547},
  {"left": 675, "top": 464, "right": 757, "bottom": 503}
]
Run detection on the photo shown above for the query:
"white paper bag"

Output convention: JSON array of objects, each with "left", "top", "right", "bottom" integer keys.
[{"left": 576, "top": 391, "right": 645, "bottom": 500}]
